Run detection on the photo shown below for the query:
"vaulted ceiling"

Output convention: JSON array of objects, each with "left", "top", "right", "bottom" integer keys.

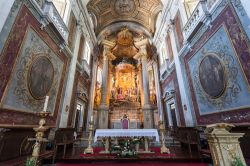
[{"left": 87, "top": 0, "right": 163, "bottom": 36}]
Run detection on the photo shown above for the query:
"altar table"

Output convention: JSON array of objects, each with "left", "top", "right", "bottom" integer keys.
[{"left": 94, "top": 129, "right": 159, "bottom": 142}]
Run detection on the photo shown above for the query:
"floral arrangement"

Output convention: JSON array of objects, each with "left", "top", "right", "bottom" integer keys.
[
  {"left": 110, "top": 137, "right": 142, "bottom": 157},
  {"left": 25, "top": 157, "right": 35, "bottom": 166},
  {"left": 231, "top": 156, "right": 244, "bottom": 166}
]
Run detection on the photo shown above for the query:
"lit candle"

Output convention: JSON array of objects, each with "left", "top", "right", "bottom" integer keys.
[
  {"left": 43, "top": 96, "right": 49, "bottom": 112},
  {"left": 90, "top": 115, "right": 93, "bottom": 122}
]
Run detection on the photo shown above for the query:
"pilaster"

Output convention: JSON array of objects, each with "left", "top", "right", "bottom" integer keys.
[
  {"left": 59, "top": 26, "right": 82, "bottom": 128},
  {"left": 138, "top": 45, "right": 154, "bottom": 128}
]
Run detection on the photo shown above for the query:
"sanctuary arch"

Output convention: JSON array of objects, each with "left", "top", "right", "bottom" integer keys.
[{"left": 91, "top": 28, "right": 161, "bottom": 130}]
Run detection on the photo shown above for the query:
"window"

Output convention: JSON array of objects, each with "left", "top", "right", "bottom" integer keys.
[
  {"left": 77, "top": 103, "right": 83, "bottom": 112},
  {"left": 84, "top": 42, "right": 91, "bottom": 64},
  {"left": 207, "top": 0, "right": 218, "bottom": 10},
  {"left": 52, "top": 0, "right": 67, "bottom": 18},
  {"left": 159, "top": 47, "right": 166, "bottom": 66},
  {"left": 184, "top": 0, "right": 199, "bottom": 18},
  {"left": 77, "top": 35, "right": 85, "bottom": 63},
  {"left": 76, "top": 102, "right": 86, "bottom": 131},
  {"left": 97, "top": 67, "right": 102, "bottom": 84},
  {"left": 166, "top": 34, "right": 174, "bottom": 62},
  {"left": 174, "top": 11, "right": 184, "bottom": 52}
]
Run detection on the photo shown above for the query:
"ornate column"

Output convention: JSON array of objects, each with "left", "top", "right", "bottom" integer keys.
[
  {"left": 205, "top": 123, "right": 246, "bottom": 166},
  {"left": 138, "top": 65, "right": 144, "bottom": 105},
  {"left": 140, "top": 45, "right": 154, "bottom": 129},
  {"left": 59, "top": 25, "right": 82, "bottom": 127},
  {"left": 141, "top": 54, "right": 150, "bottom": 107},
  {"left": 87, "top": 54, "right": 98, "bottom": 125},
  {"left": 98, "top": 45, "right": 111, "bottom": 129},
  {"left": 99, "top": 54, "right": 109, "bottom": 109}
]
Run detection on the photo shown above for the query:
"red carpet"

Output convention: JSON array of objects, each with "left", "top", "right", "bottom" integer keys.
[
  {"left": 53, "top": 147, "right": 209, "bottom": 166},
  {"left": 56, "top": 163, "right": 208, "bottom": 166}
]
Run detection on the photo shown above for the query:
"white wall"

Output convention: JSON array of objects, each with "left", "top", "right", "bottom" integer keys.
[
  {"left": 0, "top": 0, "right": 15, "bottom": 33},
  {"left": 241, "top": 0, "right": 250, "bottom": 19},
  {"left": 154, "top": 0, "right": 196, "bottom": 126}
]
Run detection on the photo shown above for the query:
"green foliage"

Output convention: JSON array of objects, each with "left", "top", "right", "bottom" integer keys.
[
  {"left": 25, "top": 157, "right": 35, "bottom": 166},
  {"left": 231, "top": 156, "right": 244, "bottom": 166},
  {"left": 110, "top": 137, "right": 142, "bottom": 158}
]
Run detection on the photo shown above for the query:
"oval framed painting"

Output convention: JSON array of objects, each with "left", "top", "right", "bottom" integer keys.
[
  {"left": 28, "top": 56, "right": 54, "bottom": 99},
  {"left": 199, "top": 53, "right": 226, "bottom": 98}
]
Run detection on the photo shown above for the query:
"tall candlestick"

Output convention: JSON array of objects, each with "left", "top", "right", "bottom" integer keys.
[
  {"left": 90, "top": 115, "right": 93, "bottom": 122},
  {"left": 160, "top": 114, "right": 162, "bottom": 121},
  {"left": 43, "top": 96, "right": 49, "bottom": 112}
]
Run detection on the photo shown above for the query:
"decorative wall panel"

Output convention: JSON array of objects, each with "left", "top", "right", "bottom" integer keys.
[
  {"left": 2, "top": 27, "right": 64, "bottom": 114},
  {"left": 184, "top": 5, "right": 250, "bottom": 124},
  {"left": 0, "top": 5, "right": 68, "bottom": 126}
]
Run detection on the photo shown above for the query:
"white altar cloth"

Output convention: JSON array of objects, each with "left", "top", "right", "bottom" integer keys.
[{"left": 94, "top": 129, "right": 159, "bottom": 142}]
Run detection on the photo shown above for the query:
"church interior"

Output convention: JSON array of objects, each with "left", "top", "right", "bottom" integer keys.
[{"left": 0, "top": 0, "right": 250, "bottom": 165}]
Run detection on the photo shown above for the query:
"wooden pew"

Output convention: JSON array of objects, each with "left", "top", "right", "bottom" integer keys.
[
  {"left": 171, "top": 127, "right": 211, "bottom": 158},
  {"left": 52, "top": 128, "right": 74, "bottom": 161},
  {"left": 0, "top": 126, "right": 53, "bottom": 164}
]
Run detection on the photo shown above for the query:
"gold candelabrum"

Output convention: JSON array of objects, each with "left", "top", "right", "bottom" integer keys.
[
  {"left": 28, "top": 111, "right": 50, "bottom": 165},
  {"left": 84, "top": 119, "right": 94, "bottom": 154},
  {"left": 159, "top": 121, "right": 170, "bottom": 154}
]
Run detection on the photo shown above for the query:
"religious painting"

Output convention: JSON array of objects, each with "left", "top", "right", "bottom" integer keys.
[
  {"left": 199, "top": 54, "right": 226, "bottom": 98},
  {"left": 28, "top": 56, "right": 54, "bottom": 99}
]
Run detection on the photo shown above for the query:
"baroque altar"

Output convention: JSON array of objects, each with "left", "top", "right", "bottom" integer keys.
[{"left": 94, "top": 129, "right": 159, "bottom": 153}]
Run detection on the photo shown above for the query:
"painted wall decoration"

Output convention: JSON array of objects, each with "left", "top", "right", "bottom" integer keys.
[
  {"left": 199, "top": 54, "right": 226, "bottom": 98},
  {"left": 2, "top": 27, "right": 63, "bottom": 114},
  {"left": 184, "top": 5, "right": 250, "bottom": 124},
  {"left": 0, "top": 4, "right": 68, "bottom": 126}
]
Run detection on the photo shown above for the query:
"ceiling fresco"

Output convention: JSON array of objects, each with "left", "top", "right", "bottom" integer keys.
[{"left": 87, "top": 0, "right": 162, "bottom": 35}]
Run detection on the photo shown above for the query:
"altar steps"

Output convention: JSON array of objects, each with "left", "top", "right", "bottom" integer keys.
[
  {"left": 50, "top": 163, "right": 210, "bottom": 166},
  {"left": 42, "top": 146, "right": 210, "bottom": 165}
]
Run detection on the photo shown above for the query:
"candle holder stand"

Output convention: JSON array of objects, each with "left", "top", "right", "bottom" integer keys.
[
  {"left": 28, "top": 111, "right": 50, "bottom": 165},
  {"left": 159, "top": 121, "right": 170, "bottom": 154},
  {"left": 84, "top": 120, "right": 94, "bottom": 154}
]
